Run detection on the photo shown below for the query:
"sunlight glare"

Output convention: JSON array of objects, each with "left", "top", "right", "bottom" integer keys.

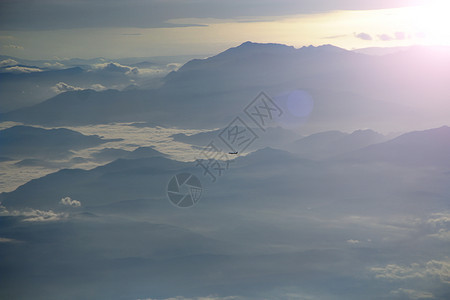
[{"left": 413, "top": 0, "right": 450, "bottom": 45}]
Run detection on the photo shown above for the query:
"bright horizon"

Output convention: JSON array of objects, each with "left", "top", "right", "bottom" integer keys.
[{"left": 1, "top": 0, "right": 450, "bottom": 60}]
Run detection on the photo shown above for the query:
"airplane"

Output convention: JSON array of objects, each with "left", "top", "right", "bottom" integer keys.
[{"left": 228, "top": 151, "right": 238, "bottom": 155}]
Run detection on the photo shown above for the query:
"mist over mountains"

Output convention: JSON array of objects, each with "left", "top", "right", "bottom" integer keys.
[
  {"left": 2, "top": 42, "right": 450, "bottom": 133},
  {"left": 0, "top": 54, "right": 191, "bottom": 112},
  {"left": 1, "top": 42, "right": 449, "bottom": 300}
]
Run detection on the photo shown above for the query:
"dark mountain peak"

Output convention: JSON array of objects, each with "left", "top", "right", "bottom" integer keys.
[
  {"left": 127, "top": 146, "right": 167, "bottom": 159},
  {"left": 0, "top": 125, "right": 121, "bottom": 160},
  {"left": 349, "top": 129, "right": 384, "bottom": 138},
  {"left": 176, "top": 42, "right": 348, "bottom": 72},
  {"left": 1, "top": 125, "right": 80, "bottom": 137},
  {"left": 299, "top": 44, "right": 349, "bottom": 55},
  {"left": 92, "top": 155, "right": 186, "bottom": 174},
  {"left": 210, "top": 41, "right": 297, "bottom": 60},
  {"left": 236, "top": 41, "right": 295, "bottom": 51}
]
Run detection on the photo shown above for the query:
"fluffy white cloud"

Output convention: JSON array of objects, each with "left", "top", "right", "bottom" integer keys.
[
  {"left": 346, "top": 239, "right": 360, "bottom": 244},
  {"left": 51, "top": 82, "right": 84, "bottom": 93},
  {"left": 426, "top": 212, "right": 450, "bottom": 241},
  {"left": 60, "top": 196, "right": 81, "bottom": 207},
  {"left": 0, "top": 205, "right": 67, "bottom": 222},
  {"left": 0, "top": 58, "right": 18, "bottom": 67},
  {"left": 94, "top": 62, "right": 138, "bottom": 75},
  {"left": 370, "top": 259, "right": 450, "bottom": 283},
  {"left": 3, "top": 66, "right": 42, "bottom": 73},
  {"left": 52, "top": 82, "right": 108, "bottom": 93},
  {"left": 90, "top": 83, "right": 107, "bottom": 91},
  {"left": 427, "top": 212, "right": 450, "bottom": 225},
  {"left": 43, "top": 61, "right": 65, "bottom": 68},
  {"left": 390, "top": 288, "right": 434, "bottom": 299}
]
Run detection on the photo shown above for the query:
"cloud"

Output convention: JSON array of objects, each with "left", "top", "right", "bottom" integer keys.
[
  {"left": 93, "top": 61, "right": 178, "bottom": 78},
  {"left": 0, "top": 206, "right": 67, "bottom": 222},
  {"left": 51, "top": 82, "right": 108, "bottom": 93},
  {"left": 323, "top": 34, "right": 347, "bottom": 39},
  {"left": 0, "top": 0, "right": 427, "bottom": 31},
  {"left": 43, "top": 61, "right": 65, "bottom": 68},
  {"left": 377, "top": 32, "right": 408, "bottom": 41},
  {"left": 426, "top": 212, "right": 450, "bottom": 241},
  {"left": 378, "top": 33, "right": 393, "bottom": 41},
  {"left": 390, "top": 288, "right": 434, "bottom": 299},
  {"left": 51, "top": 82, "right": 84, "bottom": 93},
  {"left": 0, "top": 237, "right": 22, "bottom": 243},
  {"left": 0, "top": 58, "right": 18, "bottom": 67},
  {"left": 346, "top": 239, "right": 360, "bottom": 244},
  {"left": 94, "top": 62, "right": 138, "bottom": 75},
  {"left": 426, "top": 212, "right": 450, "bottom": 225},
  {"left": 394, "top": 31, "right": 406, "bottom": 40},
  {"left": 370, "top": 259, "right": 450, "bottom": 283},
  {"left": 166, "top": 63, "right": 182, "bottom": 70},
  {"left": 428, "top": 229, "right": 450, "bottom": 241},
  {"left": 354, "top": 32, "right": 372, "bottom": 40},
  {"left": 21, "top": 209, "right": 66, "bottom": 222},
  {"left": 90, "top": 83, "right": 107, "bottom": 91},
  {"left": 60, "top": 196, "right": 81, "bottom": 207},
  {"left": 3, "top": 66, "right": 42, "bottom": 73},
  {"left": 2, "top": 44, "right": 24, "bottom": 50}
]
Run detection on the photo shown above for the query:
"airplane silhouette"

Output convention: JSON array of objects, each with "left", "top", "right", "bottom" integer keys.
[{"left": 228, "top": 151, "right": 238, "bottom": 155}]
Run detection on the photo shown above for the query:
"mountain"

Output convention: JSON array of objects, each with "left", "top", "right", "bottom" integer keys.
[
  {"left": 91, "top": 146, "right": 168, "bottom": 162},
  {"left": 163, "top": 42, "right": 356, "bottom": 94},
  {"left": 3, "top": 125, "right": 448, "bottom": 213},
  {"left": 0, "top": 89, "right": 155, "bottom": 125},
  {"left": 2, "top": 126, "right": 449, "bottom": 300},
  {"left": 0, "top": 125, "right": 121, "bottom": 159},
  {"left": 0, "top": 56, "right": 178, "bottom": 113},
  {"left": 0, "top": 67, "right": 84, "bottom": 112},
  {"left": 0, "top": 155, "right": 190, "bottom": 210},
  {"left": 1, "top": 42, "right": 449, "bottom": 132},
  {"left": 288, "top": 129, "right": 386, "bottom": 160},
  {"left": 333, "top": 126, "right": 450, "bottom": 167},
  {"left": 172, "top": 126, "right": 301, "bottom": 152}
]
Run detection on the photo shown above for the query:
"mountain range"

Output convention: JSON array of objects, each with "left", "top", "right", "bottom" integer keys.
[
  {"left": 2, "top": 42, "right": 449, "bottom": 132},
  {"left": 0, "top": 125, "right": 121, "bottom": 159},
  {"left": 2, "top": 126, "right": 449, "bottom": 212},
  {"left": 1, "top": 42, "right": 450, "bottom": 300}
]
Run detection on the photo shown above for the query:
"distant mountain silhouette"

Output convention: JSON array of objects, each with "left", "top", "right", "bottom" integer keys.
[
  {"left": 91, "top": 146, "right": 167, "bottom": 162},
  {"left": 1, "top": 42, "right": 449, "bottom": 132},
  {"left": 289, "top": 129, "right": 386, "bottom": 160},
  {"left": 172, "top": 126, "right": 301, "bottom": 152},
  {"left": 0, "top": 155, "right": 189, "bottom": 209},
  {"left": 0, "top": 125, "right": 121, "bottom": 159},
  {"left": 333, "top": 126, "right": 450, "bottom": 167}
]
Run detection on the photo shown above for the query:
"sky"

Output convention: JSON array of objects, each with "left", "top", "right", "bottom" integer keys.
[{"left": 1, "top": 0, "right": 450, "bottom": 59}]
